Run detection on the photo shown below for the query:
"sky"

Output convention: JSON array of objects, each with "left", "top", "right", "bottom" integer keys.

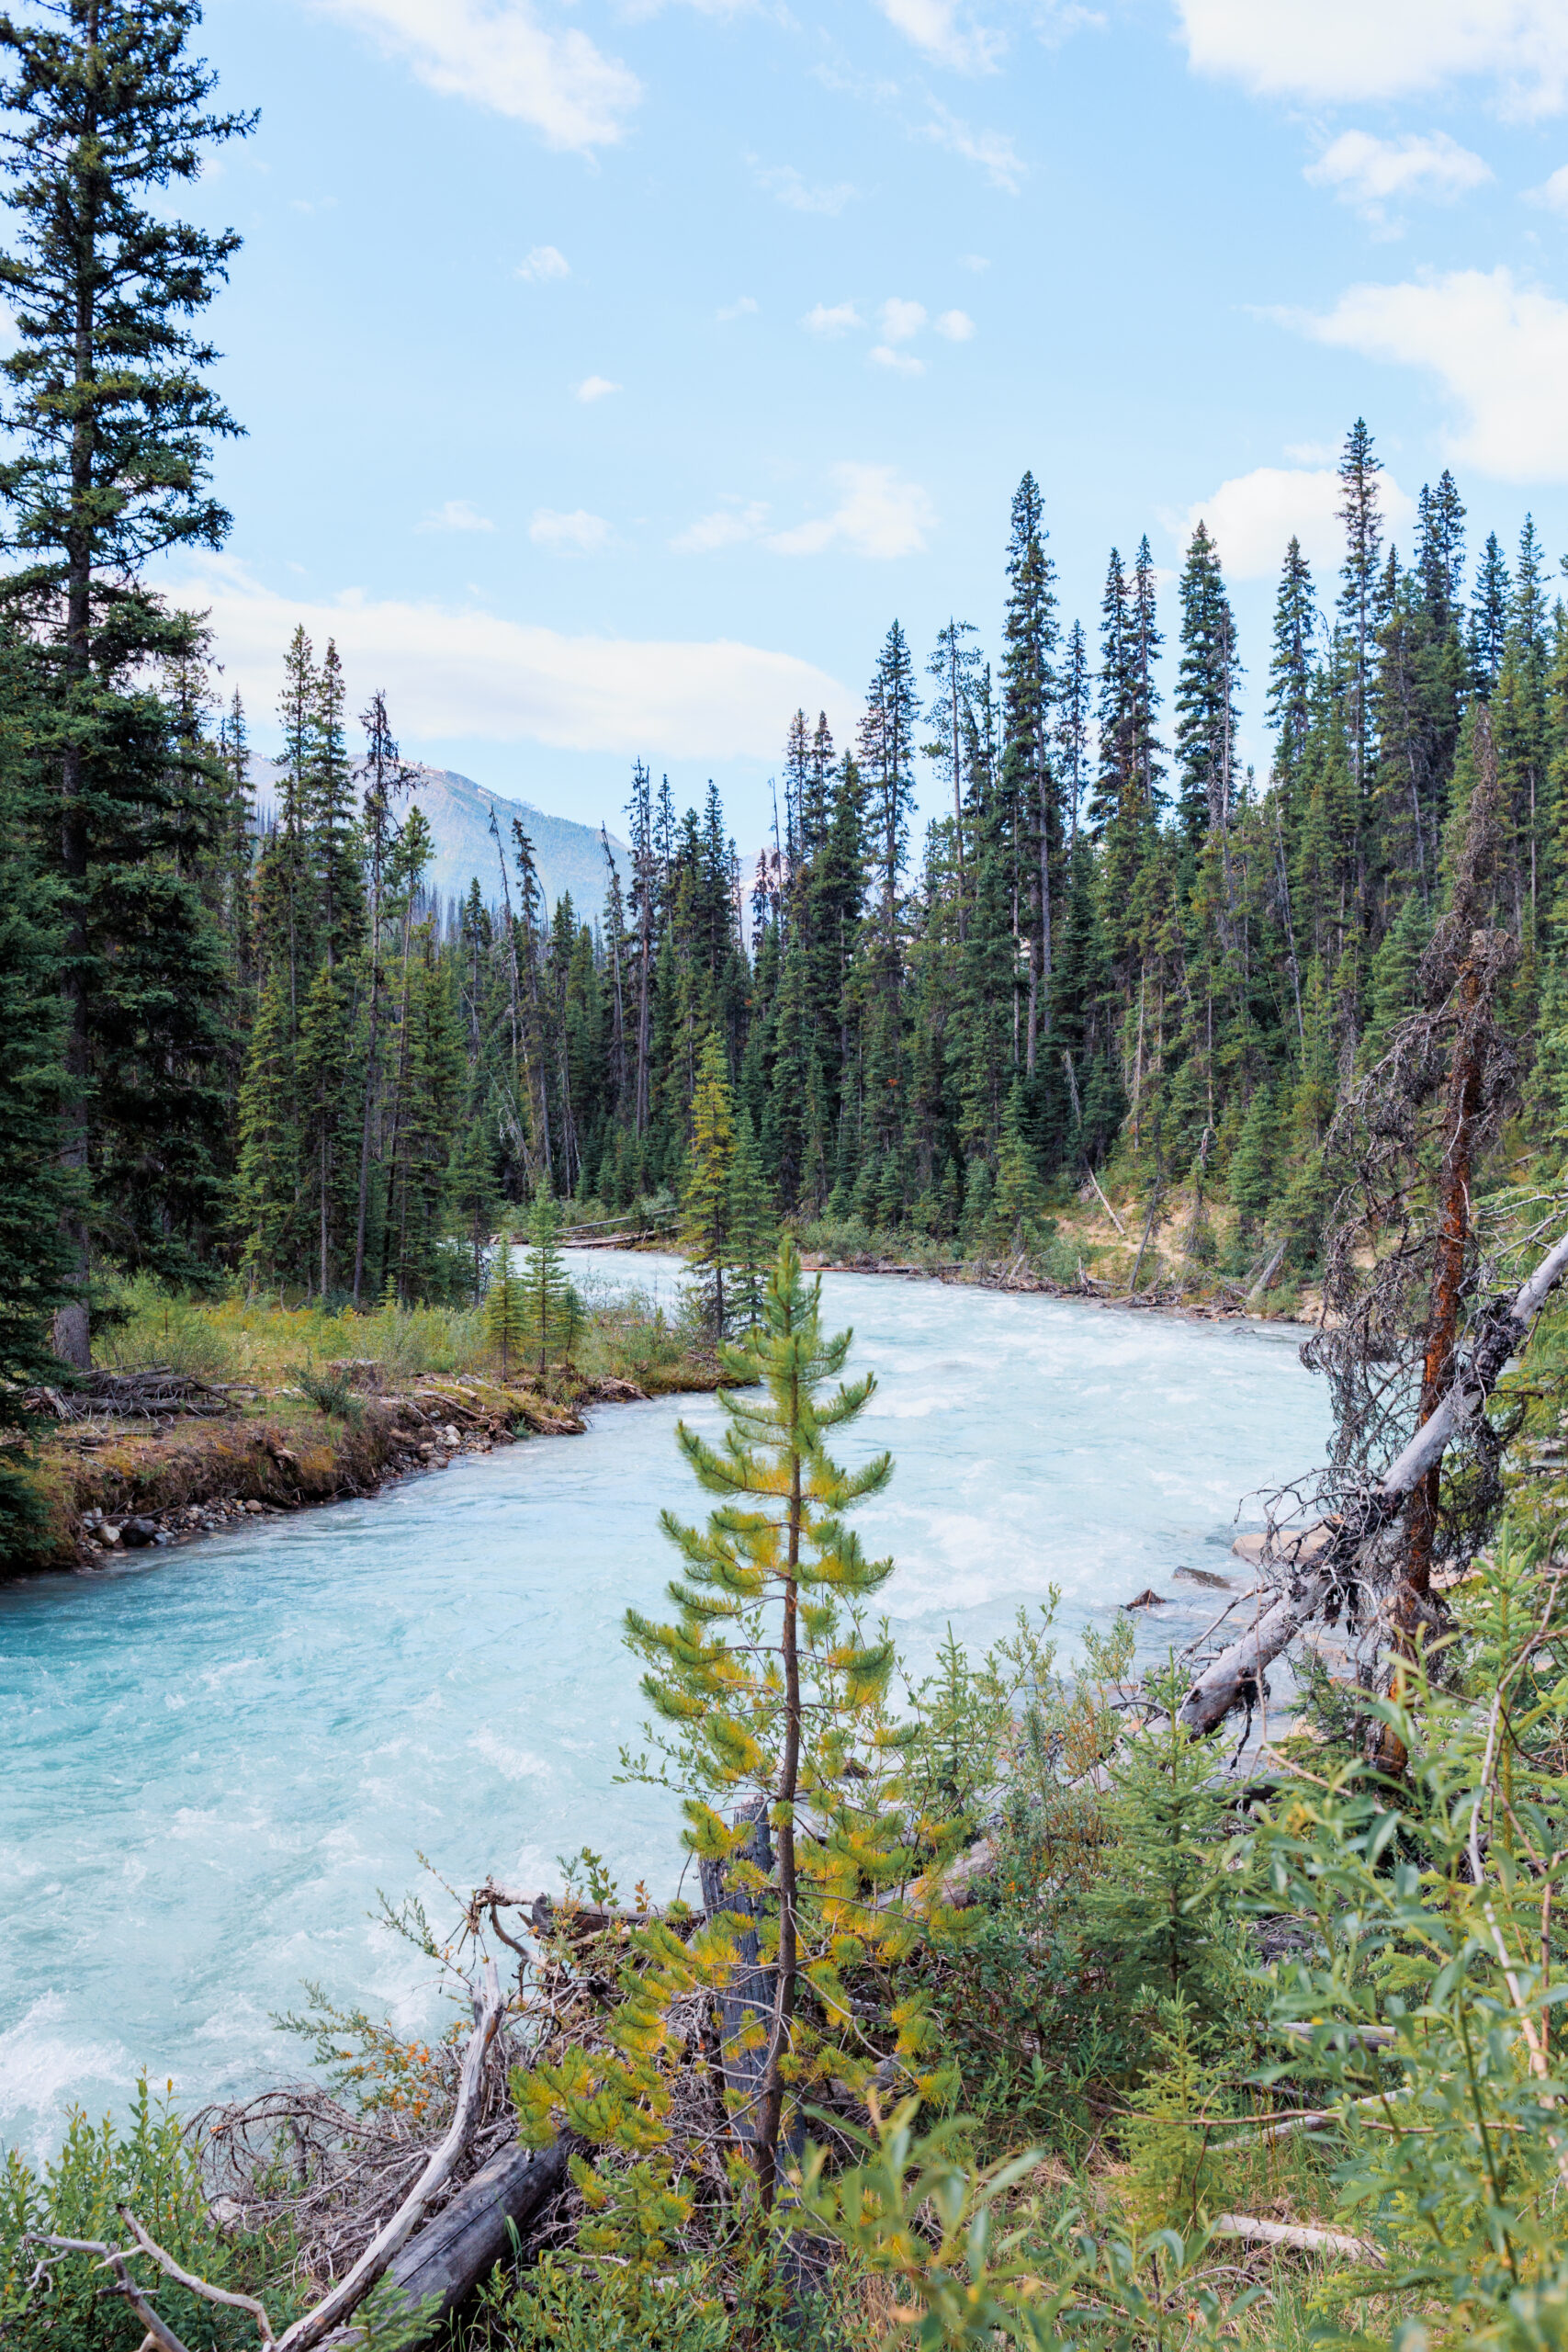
[{"left": 147, "top": 0, "right": 1568, "bottom": 853}]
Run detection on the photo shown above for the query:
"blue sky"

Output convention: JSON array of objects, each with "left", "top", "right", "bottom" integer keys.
[{"left": 164, "top": 0, "right": 1568, "bottom": 851}]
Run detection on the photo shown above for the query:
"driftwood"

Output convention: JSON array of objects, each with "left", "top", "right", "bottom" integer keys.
[
  {"left": 1179, "top": 1225, "right": 1568, "bottom": 1735},
  {"left": 1210, "top": 2211, "right": 1384, "bottom": 2267},
  {"left": 25, "top": 1368, "right": 241, "bottom": 1422}
]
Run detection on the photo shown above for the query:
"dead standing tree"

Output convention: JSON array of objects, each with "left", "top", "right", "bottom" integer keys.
[{"left": 1183, "top": 708, "right": 1542, "bottom": 1737}]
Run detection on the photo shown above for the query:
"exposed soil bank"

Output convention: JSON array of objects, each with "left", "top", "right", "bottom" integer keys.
[{"left": 13, "top": 1366, "right": 722, "bottom": 1578}]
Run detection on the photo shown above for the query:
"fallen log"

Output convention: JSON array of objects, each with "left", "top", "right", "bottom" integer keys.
[
  {"left": 1210, "top": 2211, "right": 1383, "bottom": 2267},
  {"left": 1179, "top": 1225, "right": 1568, "bottom": 1735},
  {"left": 320, "top": 2138, "right": 568, "bottom": 2346}
]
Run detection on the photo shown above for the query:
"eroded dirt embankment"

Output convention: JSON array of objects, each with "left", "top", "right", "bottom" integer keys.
[{"left": 17, "top": 1369, "right": 684, "bottom": 1577}]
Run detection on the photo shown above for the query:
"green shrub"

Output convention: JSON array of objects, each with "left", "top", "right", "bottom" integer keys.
[
  {"left": 288, "top": 1358, "right": 363, "bottom": 1422},
  {"left": 0, "top": 2079, "right": 299, "bottom": 2352}
]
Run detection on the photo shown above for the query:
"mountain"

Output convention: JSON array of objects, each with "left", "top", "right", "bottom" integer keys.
[{"left": 251, "top": 762, "right": 627, "bottom": 925}]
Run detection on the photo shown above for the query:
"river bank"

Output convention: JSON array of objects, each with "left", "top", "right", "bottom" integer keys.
[
  {"left": 6, "top": 1264, "right": 724, "bottom": 1577},
  {"left": 17, "top": 1367, "right": 699, "bottom": 1577}
]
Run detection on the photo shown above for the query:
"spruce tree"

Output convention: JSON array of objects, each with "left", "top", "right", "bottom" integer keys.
[
  {"left": 1174, "top": 520, "right": 1240, "bottom": 851},
  {"left": 681, "top": 1030, "right": 736, "bottom": 1337},
  {"left": 1266, "top": 537, "right": 1317, "bottom": 809},
  {"left": 484, "top": 1229, "right": 527, "bottom": 1381},
  {"left": 1337, "top": 416, "right": 1384, "bottom": 821},
  {"left": 990, "top": 1080, "right": 1044, "bottom": 1254},
  {"left": 727, "top": 1109, "right": 776, "bottom": 1329},
  {"left": 522, "top": 1190, "right": 572, "bottom": 1378},
  {"left": 1000, "top": 471, "right": 1059, "bottom": 1068},
  {"left": 0, "top": 628, "right": 76, "bottom": 1560},
  {"left": 0, "top": 0, "right": 253, "bottom": 1362},
  {"left": 1471, "top": 529, "right": 1511, "bottom": 696}
]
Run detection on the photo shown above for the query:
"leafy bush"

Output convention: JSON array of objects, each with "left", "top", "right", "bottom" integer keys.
[
  {"left": 0, "top": 2079, "right": 299, "bottom": 2352},
  {"left": 288, "top": 1357, "right": 363, "bottom": 1422},
  {"left": 96, "top": 1273, "right": 241, "bottom": 1383}
]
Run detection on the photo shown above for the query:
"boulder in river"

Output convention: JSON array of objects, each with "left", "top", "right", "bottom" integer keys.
[{"left": 120, "top": 1516, "right": 160, "bottom": 1547}]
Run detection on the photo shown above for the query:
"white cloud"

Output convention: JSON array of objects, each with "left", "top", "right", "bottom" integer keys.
[
  {"left": 671, "top": 500, "right": 771, "bottom": 554},
  {"left": 804, "top": 300, "right": 863, "bottom": 334},
  {"left": 753, "top": 161, "right": 858, "bottom": 214},
  {"left": 767, "top": 463, "right": 935, "bottom": 559},
  {"left": 934, "top": 307, "right": 976, "bottom": 339},
  {"left": 517, "top": 243, "right": 570, "bottom": 282},
  {"left": 870, "top": 344, "right": 925, "bottom": 374},
  {"left": 574, "top": 374, "right": 621, "bottom": 401},
  {"left": 1527, "top": 163, "right": 1568, "bottom": 213},
  {"left": 920, "top": 102, "right": 1025, "bottom": 192},
  {"left": 873, "top": 0, "right": 1005, "bottom": 74},
  {"left": 716, "top": 295, "right": 759, "bottom": 321},
  {"left": 1305, "top": 129, "right": 1492, "bottom": 221},
  {"left": 1163, "top": 466, "right": 1416, "bottom": 582},
  {"left": 418, "top": 498, "right": 496, "bottom": 534},
  {"left": 879, "top": 296, "right": 928, "bottom": 342},
  {"left": 315, "top": 0, "right": 640, "bottom": 152},
  {"left": 1285, "top": 266, "right": 1568, "bottom": 481},
  {"left": 175, "top": 556, "right": 848, "bottom": 760},
  {"left": 960, "top": 253, "right": 990, "bottom": 271},
  {"left": 529, "top": 507, "right": 611, "bottom": 553},
  {"left": 1176, "top": 0, "right": 1568, "bottom": 116}
]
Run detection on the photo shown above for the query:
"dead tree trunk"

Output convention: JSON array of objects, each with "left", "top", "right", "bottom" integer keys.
[
  {"left": 698, "top": 1802, "right": 774, "bottom": 2158},
  {"left": 1398, "top": 950, "right": 1485, "bottom": 1629},
  {"left": 1179, "top": 1225, "right": 1568, "bottom": 1736}
]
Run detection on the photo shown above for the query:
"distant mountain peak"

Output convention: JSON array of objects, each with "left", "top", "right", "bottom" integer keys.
[{"left": 250, "top": 759, "right": 627, "bottom": 922}]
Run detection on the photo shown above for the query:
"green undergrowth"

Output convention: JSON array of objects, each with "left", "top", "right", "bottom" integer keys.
[
  {"left": 0, "top": 2080, "right": 306, "bottom": 2352},
  {"left": 85, "top": 1264, "right": 711, "bottom": 1401}
]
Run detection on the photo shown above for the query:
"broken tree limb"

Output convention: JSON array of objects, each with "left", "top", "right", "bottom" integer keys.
[
  {"left": 1179, "top": 1224, "right": 1568, "bottom": 1736},
  {"left": 272, "top": 1959, "right": 506, "bottom": 2352},
  {"left": 1209, "top": 2212, "right": 1384, "bottom": 2267}
]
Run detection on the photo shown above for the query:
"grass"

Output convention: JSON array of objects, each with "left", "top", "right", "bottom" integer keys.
[{"left": 90, "top": 1261, "right": 715, "bottom": 1403}]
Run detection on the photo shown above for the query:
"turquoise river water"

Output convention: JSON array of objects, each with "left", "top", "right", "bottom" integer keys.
[{"left": 0, "top": 1254, "right": 1330, "bottom": 2157}]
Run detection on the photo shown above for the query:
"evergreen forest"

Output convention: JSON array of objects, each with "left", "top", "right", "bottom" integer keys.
[{"left": 7, "top": 404, "right": 1567, "bottom": 1341}]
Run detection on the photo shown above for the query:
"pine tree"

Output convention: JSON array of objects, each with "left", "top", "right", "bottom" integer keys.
[
  {"left": 613, "top": 1240, "right": 960, "bottom": 2200},
  {"left": 681, "top": 1031, "right": 735, "bottom": 1336},
  {"left": 727, "top": 1110, "right": 776, "bottom": 1330},
  {"left": 522, "top": 1190, "right": 572, "bottom": 1378},
  {"left": 0, "top": 628, "right": 76, "bottom": 1560},
  {"left": 0, "top": 0, "right": 251, "bottom": 1360},
  {"left": 485, "top": 1229, "right": 527, "bottom": 1380}
]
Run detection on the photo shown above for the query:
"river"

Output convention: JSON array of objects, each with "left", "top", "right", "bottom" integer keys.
[{"left": 0, "top": 1255, "right": 1329, "bottom": 2157}]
